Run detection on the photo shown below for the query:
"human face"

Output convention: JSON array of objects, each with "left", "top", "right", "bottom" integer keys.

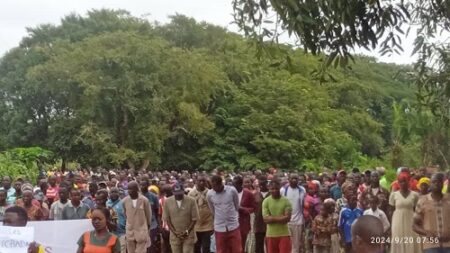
[
  {"left": 398, "top": 177, "right": 409, "bottom": 191},
  {"left": 89, "top": 184, "right": 98, "bottom": 196},
  {"left": 344, "top": 185, "right": 355, "bottom": 199},
  {"left": 307, "top": 185, "right": 317, "bottom": 196},
  {"left": 0, "top": 191, "right": 6, "bottom": 204},
  {"left": 59, "top": 188, "right": 69, "bottom": 202},
  {"left": 319, "top": 187, "right": 329, "bottom": 200},
  {"left": 48, "top": 176, "right": 57, "bottom": 187},
  {"left": 2, "top": 177, "right": 11, "bottom": 189},
  {"left": 140, "top": 180, "right": 149, "bottom": 193},
  {"left": 174, "top": 190, "right": 184, "bottom": 200},
  {"left": 353, "top": 173, "right": 361, "bottom": 185},
  {"left": 3, "top": 212, "right": 26, "bottom": 227},
  {"left": 74, "top": 176, "right": 82, "bottom": 185},
  {"left": 91, "top": 209, "right": 107, "bottom": 232},
  {"left": 289, "top": 174, "right": 299, "bottom": 188},
  {"left": 337, "top": 174, "right": 346, "bottom": 185},
  {"left": 233, "top": 177, "right": 243, "bottom": 193},
  {"left": 211, "top": 180, "right": 224, "bottom": 193},
  {"left": 13, "top": 181, "right": 22, "bottom": 193},
  {"left": 430, "top": 176, "right": 444, "bottom": 194},
  {"left": 196, "top": 177, "right": 207, "bottom": 191},
  {"left": 369, "top": 196, "right": 378, "bottom": 211},
  {"left": 109, "top": 189, "right": 119, "bottom": 201},
  {"left": 420, "top": 183, "right": 429, "bottom": 195},
  {"left": 70, "top": 190, "right": 81, "bottom": 204},
  {"left": 371, "top": 173, "right": 380, "bottom": 185},
  {"left": 269, "top": 183, "right": 280, "bottom": 198},
  {"left": 348, "top": 194, "right": 357, "bottom": 208},
  {"left": 347, "top": 174, "right": 355, "bottom": 183},
  {"left": 22, "top": 191, "right": 33, "bottom": 206},
  {"left": 243, "top": 178, "right": 252, "bottom": 190},
  {"left": 95, "top": 193, "right": 107, "bottom": 207},
  {"left": 128, "top": 182, "right": 139, "bottom": 199},
  {"left": 259, "top": 179, "right": 268, "bottom": 192}
]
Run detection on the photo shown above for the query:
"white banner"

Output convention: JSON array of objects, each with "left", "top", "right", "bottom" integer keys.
[
  {"left": 0, "top": 226, "right": 34, "bottom": 253},
  {"left": 27, "top": 219, "right": 91, "bottom": 253}
]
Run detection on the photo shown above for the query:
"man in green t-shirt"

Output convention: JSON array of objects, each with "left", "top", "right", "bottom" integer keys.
[{"left": 262, "top": 179, "right": 292, "bottom": 253}]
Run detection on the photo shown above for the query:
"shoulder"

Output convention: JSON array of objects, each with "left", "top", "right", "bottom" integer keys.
[
  {"left": 50, "top": 202, "right": 57, "bottom": 209},
  {"left": 140, "top": 195, "right": 150, "bottom": 202},
  {"left": 188, "top": 189, "right": 197, "bottom": 197},
  {"left": 282, "top": 196, "right": 292, "bottom": 205},
  {"left": 185, "top": 195, "right": 196, "bottom": 203},
  {"left": 227, "top": 185, "right": 238, "bottom": 194},
  {"left": 165, "top": 196, "right": 175, "bottom": 203}
]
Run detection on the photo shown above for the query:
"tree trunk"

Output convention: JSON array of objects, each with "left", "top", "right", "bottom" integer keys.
[
  {"left": 61, "top": 157, "right": 66, "bottom": 173},
  {"left": 141, "top": 159, "right": 150, "bottom": 171}
]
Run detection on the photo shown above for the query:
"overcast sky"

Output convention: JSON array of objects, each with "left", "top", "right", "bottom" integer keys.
[{"left": 0, "top": 0, "right": 415, "bottom": 64}]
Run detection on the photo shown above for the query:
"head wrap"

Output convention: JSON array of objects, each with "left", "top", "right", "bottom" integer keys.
[
  {"left": 417, "top": 177, "right": 430, "bottom": 188},
  {"left": 21, "top": 183, "right": 33, "bottom": 193},
  {"left": 307, "top": 181, "right": 318, "bottom": 191},
  {"left": 149, "top": 185, "right": 160, "bottom": 195},
  {"left": 397, "top": 172, "right": 410, "bottom": 181}
]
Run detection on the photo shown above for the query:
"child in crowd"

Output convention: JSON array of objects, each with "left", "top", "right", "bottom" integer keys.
[
  {"left": 363, "top": 194, "right": 390, "bottom": 233},
  {"left": 338, "top": 193, "right": 363, "bottom": 253},
  {"left": 312, "top": 198, "right": 336, "bottom": 253}
]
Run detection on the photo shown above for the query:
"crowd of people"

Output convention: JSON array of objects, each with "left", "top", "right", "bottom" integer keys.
[{"left": 0, "top": 166, "right": 449, "bottom": 253}]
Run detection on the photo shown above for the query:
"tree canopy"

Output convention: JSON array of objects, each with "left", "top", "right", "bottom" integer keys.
[
  {"left": 0, "top": 10, "right": 447, "bottom": 171},
  {"left": 232, "top": 0, "right": 450, "bottom": 123}
]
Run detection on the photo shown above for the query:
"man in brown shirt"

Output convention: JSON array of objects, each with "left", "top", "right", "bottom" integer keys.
[
  {"left": 163, "top": 182, "right": 199, "bottom": 253},
  {"left": 413, "top": 173, "right": 450, "bottom": 252},
  {"left": 123, "top": 181, "right": 152, "bottom": 253},
  {"left": 188, "top": 175, "right": 213, "bottom": 253}
]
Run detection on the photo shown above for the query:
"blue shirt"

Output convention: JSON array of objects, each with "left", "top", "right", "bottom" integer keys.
[
  {"left": 339, "top": 206, "right": 363, "bottom": 243},
  {"left": 143, "top": 192, "right": 159, "bottom": 229},
  {"left": 206, "top": 185, "right": 240, "bottom": 232},
  {"left": 330, "top": 185, "right": 342, "bottom": 200},
  {"left": 107, "top": 199, "right": 126, "bottom": 236},
  {"left": 82, "top": 196, "right": 95, "bottom": 210}
]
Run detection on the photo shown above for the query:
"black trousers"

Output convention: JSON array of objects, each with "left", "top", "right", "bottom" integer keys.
[
  {"left": 254, "top": 232, "right": 266, "bottom": 253},
  {"left": 194, "top": 231, "right": 213, "bottom": 253}
]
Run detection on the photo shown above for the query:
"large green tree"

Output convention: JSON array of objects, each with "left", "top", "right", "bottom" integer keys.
[{"left": 0, "top": 10, "right": 446, "bottom": 171}]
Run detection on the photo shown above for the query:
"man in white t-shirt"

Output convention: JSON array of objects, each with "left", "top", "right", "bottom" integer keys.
[{"left": 280, "top": 173, "right": 306, "bottom": 253}]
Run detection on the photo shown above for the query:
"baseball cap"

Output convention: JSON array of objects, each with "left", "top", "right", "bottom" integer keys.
[{"left": 173, "top": 182, "right": 184, "bottom": 194}]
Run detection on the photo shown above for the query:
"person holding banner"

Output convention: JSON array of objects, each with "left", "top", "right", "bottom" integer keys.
[
  {"left": 3, "top": 206, "right": 44, "bottom": 253},
  {"left": 77, "top": 206, "right": 121, "bottom": 253}
]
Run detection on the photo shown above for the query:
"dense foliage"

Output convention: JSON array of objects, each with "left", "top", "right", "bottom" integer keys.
[
  {"left": 0, "top": 147, "right": 53, "bottom": 182},
  {"left": 232, "top": 0, "right": 450, "bottom": 122},
  {"left": 0, "top": 10, "right": 448, "bottom": 171}
]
